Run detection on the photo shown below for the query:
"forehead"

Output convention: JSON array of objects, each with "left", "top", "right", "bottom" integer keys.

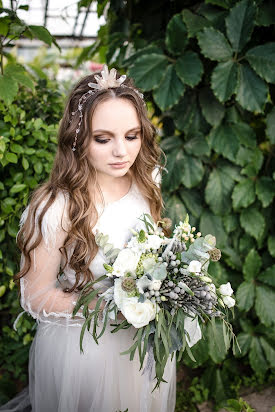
[{"left": 91, "top": 98, "right": 140, "bottom": 131}]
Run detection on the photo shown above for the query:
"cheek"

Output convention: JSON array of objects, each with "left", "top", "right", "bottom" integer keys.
[{"left": 130, "top": 140, "right": 142, "bottom": 157}]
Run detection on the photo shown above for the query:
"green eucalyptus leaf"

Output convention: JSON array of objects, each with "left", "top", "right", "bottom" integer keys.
[
  {"left": 243, "top": 249, "right": 261, "bottom": 280},
  {"left": 175, "top": 51, "right": 203, "bottom": 87},
  {"left": 199, "top": 88, "right": 225, "bottom": 127},
  {"left": 165, "top": 14, "right": 188, "bottom": 55},
  {"left": 236, "top": 281, "right": 255, "bottom": 312},
  {"left": 240, "top": 207, "right": 265, "bottom": 241},
  {"left": 266, "top": 107, "right": 275, "bottom": 144},
  {"left": 256, "top": 177, "right": 275, "bottom": 208},
  {"left": 225, "top": 0, "right": 256, "bottom": 52},
  {"left": 257, "top": 265, "right": 275, "bottom": 287},
  {"left": 246, "top": 43, "right": 275, "bottom": 83},
  {"left": 205, "top": 165, "right": 235, "bottom": 215},
  {"left": 236, "top": 64, "right": 268, "bottom": 113},
  {"left": 232, "top": 178, "right": 255, "bottom": 210},
  {"left": 128, "top": 54, "right": 169, "bottom": 91},
  {"left": 153, "top": 65, "right": 185, "bottom": 110},
  {"left": 255, "top": 285, "right": 275, "bottom": 327},
  {"left": 197, "top": 27, "right": 233, "bottom": 61},
  {"left": 211, "top": 60, "right": 238, "bottom": 102}
]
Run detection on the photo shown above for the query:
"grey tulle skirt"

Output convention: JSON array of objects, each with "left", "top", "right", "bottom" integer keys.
[{"left": 0, "top": 318, "right": 176, "bottom": 412}]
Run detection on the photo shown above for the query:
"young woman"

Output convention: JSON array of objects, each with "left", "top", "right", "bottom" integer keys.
[{"left": 0, "top": 66, "right": 176, "bottom": 412}]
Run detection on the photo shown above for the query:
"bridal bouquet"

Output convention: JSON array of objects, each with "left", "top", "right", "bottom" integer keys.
[{"left": 73, "top": 214, "right": 237, "bottom": 390}]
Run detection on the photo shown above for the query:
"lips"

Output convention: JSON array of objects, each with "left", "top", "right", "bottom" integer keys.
[{"left": 109, "top": 161, "right": 128, "bottom": 166}]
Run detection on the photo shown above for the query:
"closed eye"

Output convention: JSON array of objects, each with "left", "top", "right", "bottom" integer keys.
[{"left": 126, "top": 135, "right": 138, "bottom": 141}]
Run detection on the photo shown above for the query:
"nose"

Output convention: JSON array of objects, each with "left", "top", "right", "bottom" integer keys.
[{"left": 112, "top": 137, "right": 127, "bottom": 158}]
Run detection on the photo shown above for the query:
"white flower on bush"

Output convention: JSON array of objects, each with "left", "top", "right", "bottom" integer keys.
[
  {"left": 121, "top": 297, "right": 158, "bottom": 328},
  {"left": 222, "top": 296, "right": 235, "bottom": 308},
  {"left": 113, "top": 249, "right": 141, "bottom": 276},
  {"left": 219, "top": 282, "right": 233, "bottom": 296},
  {"left": 188, "top": 260, "right": 202, "bottom": 273}
]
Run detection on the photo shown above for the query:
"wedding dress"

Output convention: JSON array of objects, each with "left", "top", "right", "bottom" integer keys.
[{"left": 0, "top": 177, "right": 201, "bottom": 412}]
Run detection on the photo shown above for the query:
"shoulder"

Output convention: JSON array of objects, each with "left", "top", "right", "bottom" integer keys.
[{"left": 20, "top": 190, "right": 70, "bottom": 248}]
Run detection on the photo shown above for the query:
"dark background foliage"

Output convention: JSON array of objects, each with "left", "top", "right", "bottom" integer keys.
[{"left": 1, "top": 0, "right": 275, "bottom": 409}]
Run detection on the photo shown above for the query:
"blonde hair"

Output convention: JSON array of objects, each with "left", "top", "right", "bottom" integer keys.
[{"left": 15, "top": 71, "right": 165, "bottom": 293}]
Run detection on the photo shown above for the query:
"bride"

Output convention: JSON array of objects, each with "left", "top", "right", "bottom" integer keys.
[{"left": 0, "top": 65, "right": 178, "bottom": 412}]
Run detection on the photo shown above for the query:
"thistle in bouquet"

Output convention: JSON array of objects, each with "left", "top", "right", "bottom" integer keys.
[{"left": 73, "top": 214, "right": 238, "bottom": 391}]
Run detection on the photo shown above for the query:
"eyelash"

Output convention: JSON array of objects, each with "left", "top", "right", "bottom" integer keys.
[{"left": 95, "top": 135, "right": 138, "bottom": 144}]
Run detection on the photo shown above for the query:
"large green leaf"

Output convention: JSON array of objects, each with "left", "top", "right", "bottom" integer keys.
[
  {"left": 225, "top": 0, "right": 256, "bottom": 52},
  {"left": 29, "top": 25, "right": 53, "bottom": 46},
  {"left": 249, "top": 337, "right": 269, "bottom": 375},
  {"left": 182, "top": 9, "right": 212, "bottom": 38},
  {"left": 232, "top": 178, "right": 255, "bottom": 209},
  {"left": 173, "top": 92, "right": 207, "bottom": 136},
  {"left": 256, "top": 177, "right": 275, "bottom": 208},
  {"left": 246, "top": 43, "right": 275, "bottom": 83},
  {"left": 211, "top": 60, "right": 238, "bottom": 102},
  {"left": 0, "top": 74, "right": 18, "bottom": 104},
  {"left": 165, "top": 14, "right": 188, "bottom": 55},
  {"left": 257, "top": 265, "right": 275, "bottom": 287},
  {"left": 240, "top": 207, "right": 265, "bottom": 241},
  {"left": 267, "top": 237, "right": 275, "bottom": 258},
  {"left": 205, "top": 165, "right": 235, "bottom": 215},
  {"left": 183, "top": 135, "right": 210, "bottom": 157},
  {"left": 153, "top": 65, "right": 185, "bottom": 110},
  {"left": 161, "top": 149, "right": 185, "bottom": 193},
  {"left": 181, "top": 154, "right": 204, "bottom": 188},
  {"left": 179, "top": 189, "right": 203, "bottom": 219},
  {"left": 236, "top": 64, "right": 268, "bottom": 113},
  {"left": 4, "top": 64, "right": 34, "bottom": 91},
  {"left": 207, "top": 123, "right": 240, "bottom": 162},
  {"left": 260, "top": 337, "right": 275, "bottom": 368},
  {"left": 236, "top": 281, "right": 255, "bottom": 312},
  {"left": 255, "top": 285, "right": 275, "bottom": 327},
  {"left": 256, "top": 0, "right": 275, "bottom": 26},
  {"left": 200, "top": 210, "right": 227, "bottom": 247},
  {"left": 230, "top": 122, "right": 256, "bottom": 148},
  {"left": 197, "top": 27, "right": 233, "bottom": 61},
  {"left": 243, "top": 249, "right": 261, "bottom": 281},
  {"left": 166, "top": 195, "right": 187, "bottom": 227},
  {"left": 266, "top": 107, "right": 275, "bottom": 144},
  {"left": 175, "top": 51, "right": 203, "bottom": 87},
  {"left": 234, "top": 332, "right": 252, "bottom": 357},
  {"left": 128, "top": 54, "right": 169, "bottom": 91},
  {"left": 199, "top": 88, "right": 225, "bottom": 127}
]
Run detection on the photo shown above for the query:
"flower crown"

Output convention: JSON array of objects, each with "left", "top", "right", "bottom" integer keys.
[{"left": 71, "top": 64, "right": 144, "bottom": 151}]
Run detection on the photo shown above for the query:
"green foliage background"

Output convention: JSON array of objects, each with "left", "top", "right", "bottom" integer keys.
[{"left": 1, "top": 0, "right": 275, "bottom": 407}]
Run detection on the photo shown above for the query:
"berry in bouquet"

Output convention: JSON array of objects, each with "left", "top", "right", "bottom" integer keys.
[{"left": 73, "top": 214, "right": 237, "bottom": 390}]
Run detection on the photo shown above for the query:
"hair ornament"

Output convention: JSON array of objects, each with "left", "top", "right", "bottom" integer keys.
[{"left": 71, "top": 64, "right": 144, "bottom": 152}]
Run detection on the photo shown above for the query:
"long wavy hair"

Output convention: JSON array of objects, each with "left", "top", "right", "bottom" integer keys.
[{"left": 15, "top": 70, "right": 165, "bottom": 294}]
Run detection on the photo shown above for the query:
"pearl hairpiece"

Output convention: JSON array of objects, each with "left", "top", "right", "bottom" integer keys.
[{"left": 70, "top": 64, "right": 144, "bottom": 152}]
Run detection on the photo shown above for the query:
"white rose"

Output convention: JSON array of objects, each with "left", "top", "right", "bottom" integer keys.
[
  {"left": 222, "top": 295, "right": 235, "bottom": 308},
  {"left": 219, "top": 282, "right": 233, "bottom": 296},
  {"left": 121, "top": 297, "right": 157, "bottom": 328},
  {"left": 113, "top": 278, "right": 129, "bottom": 310},
  {"left": 188, "top": 260, "right": 202, "bottom": 273},
  {"left": 113, "top": 249, "right": 141, "bottom": 275},
  {"left": 146, "top": 235, "right": 163, "bottom": 250}
]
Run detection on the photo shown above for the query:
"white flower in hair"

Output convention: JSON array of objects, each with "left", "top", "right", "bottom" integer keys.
[{"left": 88, "top": 64, "right": 126, "bottom": 90}]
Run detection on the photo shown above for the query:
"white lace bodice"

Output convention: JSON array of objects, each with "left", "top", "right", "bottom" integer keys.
[{"left": 17, "top": 179, "right": 151, "bottom": 327}]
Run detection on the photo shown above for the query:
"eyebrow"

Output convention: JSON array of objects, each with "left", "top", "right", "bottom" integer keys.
[{"left": 92, "top": 127, "right": 141, "bottom": 135}]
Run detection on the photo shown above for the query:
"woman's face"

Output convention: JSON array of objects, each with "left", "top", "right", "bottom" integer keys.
[{"left": 88, "top": 98, "right": 142, "bottom": 181}]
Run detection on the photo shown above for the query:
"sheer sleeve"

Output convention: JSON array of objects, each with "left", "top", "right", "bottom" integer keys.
[{"left": 17, "top": 192, "right": 88, "bottom": 328}]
